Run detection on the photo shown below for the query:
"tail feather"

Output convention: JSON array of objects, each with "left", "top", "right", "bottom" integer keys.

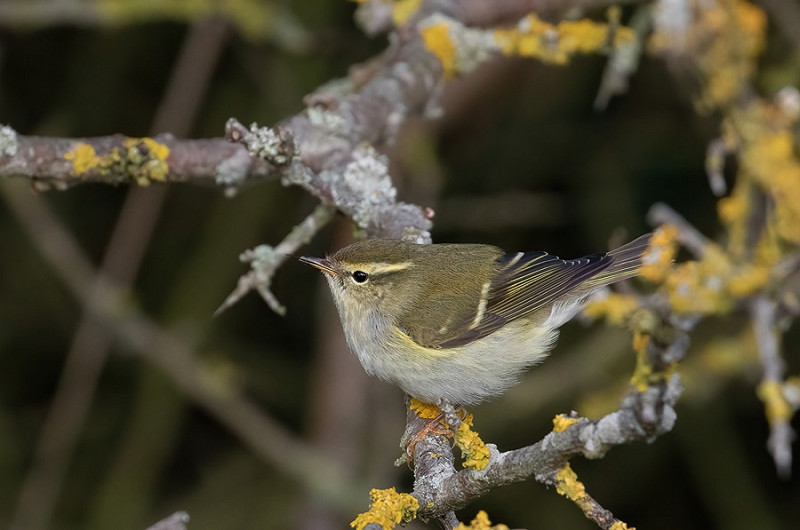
[{"left": 586, "top": 232, "right": 653, "bottom": 287}]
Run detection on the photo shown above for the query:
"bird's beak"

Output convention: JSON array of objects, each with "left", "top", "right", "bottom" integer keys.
[{"left": 299, "top": 256, "right": 339, "bottom": 277}]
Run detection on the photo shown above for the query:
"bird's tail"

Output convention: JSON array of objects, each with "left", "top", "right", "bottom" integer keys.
[{"left": 586, "top": 232, "right": 654, "bottom": 287}]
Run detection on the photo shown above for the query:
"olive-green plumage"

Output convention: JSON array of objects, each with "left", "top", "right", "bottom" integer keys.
[{"left": 301, "top": 234, "right": 652, "bottom": 405}]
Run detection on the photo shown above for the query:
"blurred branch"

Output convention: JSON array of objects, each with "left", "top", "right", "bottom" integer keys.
[
  {"left": 0, "top": 180, "right": 365, "bottom": 513},
  {"left": 751, "top": 296, "right": 793, "bottom": 478},
  {"left": 456, "top": 0, "right": 649, "bottom": 26},
  {"left": 355, "top": 0, "right": 648, "bottom": 35},
  {"left": 594, "top": 5, "right": 651, "bottom": 110},
  {"left": 648, "top": 202, "right": 712, "bottom": 258},
  {"left": 145, "top": 512, "right": 190, "bottom": 530},
  {"left": 9, "top": 19, "right": 229, "bottom": 530},
  {"left": 0, "top": 0, "right": 310, "bottom": 51}
]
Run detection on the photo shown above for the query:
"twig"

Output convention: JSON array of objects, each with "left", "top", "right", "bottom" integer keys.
[
  {"left": 215, "top": 202, "right": 337, "bottom": 315},
  {"left": 648, "top": 202, "right": 712, "bottom": 258},
  {"left": 145, "top": 511, "right": 190, "bottom": 530},
  {"left": 750, "top": 296, "right": 794, "bottom": 478},
  {"left": 594, "top": 5, "right": 651, "bottom": 110}
]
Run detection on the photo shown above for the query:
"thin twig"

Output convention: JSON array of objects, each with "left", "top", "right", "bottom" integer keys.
[
  {"left": 215, "top": 202, "right": 337, "bottom": 315},
  {"left": 750, "top": 296, "right": 793, "bottom": 478},
  {"left": 145, "top": 511, "right": 190, "bottom": 530},
  {"left": 648, "top": 202, "right": 712, "bottom": 258}
]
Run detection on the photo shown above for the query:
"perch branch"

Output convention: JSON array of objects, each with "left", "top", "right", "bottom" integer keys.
[{"left": 407, "top": 311, "right": 692, "bottom": 526}]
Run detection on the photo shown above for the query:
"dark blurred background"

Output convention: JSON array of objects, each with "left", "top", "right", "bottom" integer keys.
[{"left": 0, "top": 1, "right": 798, "bottom": 529}]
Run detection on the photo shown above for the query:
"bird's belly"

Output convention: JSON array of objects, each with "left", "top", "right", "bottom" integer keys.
[{"left": 345, "top": 317, "right": 559, "bottom": 406}]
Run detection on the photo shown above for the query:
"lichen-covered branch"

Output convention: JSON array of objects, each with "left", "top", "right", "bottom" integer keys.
[
  {"left": 416, "top": 12, "right": 636, "bottom": 79},
  {"left": 398, "top": 307, "right": 690, "bottom": 527},
  {"left": 0, "top": 126, "right": 273, "bottom": 192}
]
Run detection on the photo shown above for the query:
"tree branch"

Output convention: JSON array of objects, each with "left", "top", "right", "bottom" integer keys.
[
  {"left": 407, "top": 310, "right": 692, "bottom": 526},
  {"left": 0, "top": 126, "right": 273, "bottom": 192}
]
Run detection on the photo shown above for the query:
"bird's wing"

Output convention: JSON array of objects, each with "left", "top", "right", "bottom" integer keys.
[{"left": 424, "top": 251, "right": 612, "bottom": 349}]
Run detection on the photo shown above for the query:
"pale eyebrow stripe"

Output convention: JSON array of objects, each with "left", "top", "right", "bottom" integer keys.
[{"left": 354, "top": 261, "right": 415, "bottom": 274}]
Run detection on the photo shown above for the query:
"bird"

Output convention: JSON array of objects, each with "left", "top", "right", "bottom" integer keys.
[{"left": 301, "top": 233, "right": 652, "bottom": 406}]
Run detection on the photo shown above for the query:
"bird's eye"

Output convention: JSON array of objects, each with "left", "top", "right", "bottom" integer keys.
[{"left": 352, "top": 271, "right": 369, "bottom": 283}]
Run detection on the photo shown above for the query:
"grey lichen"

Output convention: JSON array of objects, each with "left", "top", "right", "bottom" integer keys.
[
  {"left": 307, "top": 106, "right": 350, "bottom": 135},
  {"left": 215, "top": 148, "right": 252, "bottom": 187},
  {"left": 335, "top": 144, "right": 396, "bottom": 229},
  {"left": 0, "top": 124, "right": 19, "bottom": 157},
  {"left": 419, "top": 14, "right": 497, "bottom": 74},
  {"left": 244, "top": 124, "right": 294, "bottom": 166}
]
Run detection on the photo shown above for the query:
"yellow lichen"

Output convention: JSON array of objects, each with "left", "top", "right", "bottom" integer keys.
[
  {"left": 555, "top": 464, "right": 586, "bottom": 500},
  {"left": 455, "top": 510, "right": 510, "bottom": 530},
  {"left": 409, "top": 398, "right": 442, "bottom": 420},
  {"left": 494, "top": 14, "right": 634, "bottom": 65},
  {"left": 728, "top": 265, "right": 770, "bottom": 297},
  {"left": 650, "top": 0, "right": 765, "bottom": 110},
  {"left": 123, "top": 137, "right": 170, "bottom": 184},
  {"left": 350, "top": 488, "right": 418, "bottom": 530},
  {"left": 639, "top": 224, "right": 679, "bottom": 283},
  {"left": 552, "top": 413, "right": 580, "bottom": 432},
  {"left": 64, "top": 143, "right": 101, "bottom": 175},
  {"left": 421, "top": 23, "right": 457, "bottom": 77},
  {"left": 454, "top": 413, "right": 490, "bottom": 470},
  {"left": 630, "top": 332, "right": 653, "bottom": 392},
  {"left": 393, "top": 0, "right": 422, "bottom": 26},
  {"left": 584, "top": 293, "right": 639, "bottom": 326},
  {"left": 664, "top": 247, "right": 737, "bottom": 314},
  {"left": 63, "top": 137, "right": 170, "bottom": 186},
  {"left": 757, "top": 381, "right": 792, "bottom": 424}
]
